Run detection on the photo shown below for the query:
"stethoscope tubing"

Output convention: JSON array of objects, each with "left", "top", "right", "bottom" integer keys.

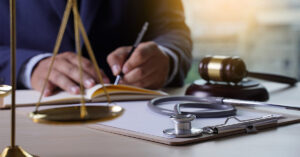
[
  {"left": 148, "top": 96, "right": 237, "bottom": 118},
  {"left": 148, "top": 96, "right": 300, "bottom": 118}
]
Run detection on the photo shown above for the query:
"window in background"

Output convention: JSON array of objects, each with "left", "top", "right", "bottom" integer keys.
[{"left": 182, "top": 0, "right": 300, "bottom": 83}]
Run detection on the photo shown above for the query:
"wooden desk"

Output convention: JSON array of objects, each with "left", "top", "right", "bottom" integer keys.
[{"left": 0, "top": 82, "right": 299, "bottom": 157}]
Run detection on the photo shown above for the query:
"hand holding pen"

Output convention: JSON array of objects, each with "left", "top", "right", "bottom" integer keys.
[
  {"left": 113, "top": 22, "right": 149, "bottom": 85},
  {"left": 107, "top": 22, "right": 171, "bottom": 89}
]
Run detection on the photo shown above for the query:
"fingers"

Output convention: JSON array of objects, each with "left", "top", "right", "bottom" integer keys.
[
  {"left": 52, "top": 58, "right": 92, "bottom": 88},
  {"left": 31, "top": 52, "right": 110, "bottom": 96},
  {"left": 48, "top": 68, "right": 80, "bottom": 94},
  {"left": 62, "top": 52, "right": 110, "bottom": 84},
  {"left": 129, "top": 73, "right": 162, "bottom": 89},
  {"left": 122, "top": 42, "right": 156, "bottom": 74},
  {"left": 44, "top": 82, "right": 57, "bottom": 97},
  {"left": 107, "top": 46, "right": 132, "bottom": 75},
  {"left": 116, "top": 41, "right": 170, "bottom": 89},
  {"left": 122, "top": 59, "right": 156, "bottom": 84},
  {"left": 32, "top": 70, "right": 57, "bottom": 97},
  {"left": 122, "top": 60, "right": 166, "bottom": 89}
]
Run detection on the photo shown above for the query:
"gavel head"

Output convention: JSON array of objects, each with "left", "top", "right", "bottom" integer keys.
[{"left": 199, "top": 56, "right": 247, "bottom": 83}]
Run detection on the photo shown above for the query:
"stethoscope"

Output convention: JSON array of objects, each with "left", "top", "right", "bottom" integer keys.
[
  {"left": 148, "top": 96, "right": 300, "bottom": 138},
  {"left": 148, "top": 96, "right": 236, "bottom": 137}
]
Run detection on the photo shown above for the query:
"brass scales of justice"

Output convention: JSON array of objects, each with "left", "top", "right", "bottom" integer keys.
[{"left": 1, "top": 0, "right": 123, "bottom": 156}]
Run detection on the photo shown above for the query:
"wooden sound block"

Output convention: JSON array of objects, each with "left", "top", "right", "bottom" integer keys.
[{"left": 185, "top": 79, "right": 269, "bottom": 101}]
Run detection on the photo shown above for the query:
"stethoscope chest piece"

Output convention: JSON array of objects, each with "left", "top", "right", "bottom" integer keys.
[{"left": 163, "top": 114, "right": 203, "bottom": 138}]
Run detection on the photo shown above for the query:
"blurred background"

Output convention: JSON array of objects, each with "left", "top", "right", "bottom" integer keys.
[{"left": 182, "top": 0, "right": 300, "bottom": 83}]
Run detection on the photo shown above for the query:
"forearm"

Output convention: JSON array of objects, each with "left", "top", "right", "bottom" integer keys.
[
  {"left": 145, "top": 0, "right": 193, "bottom": 86},
  {"left": 154, "top": 32, "right": 192, "bottom": 87},
  {"left": 0, "top": 46, "right": 51, "bottom": 88}
]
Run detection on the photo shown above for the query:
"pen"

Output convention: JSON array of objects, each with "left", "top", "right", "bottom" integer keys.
[{"left": 114, "top": 22, "right": 149, "bottom": 85}]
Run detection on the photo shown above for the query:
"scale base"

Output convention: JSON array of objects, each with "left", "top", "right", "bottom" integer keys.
[
  {"left": 1, "top": 146, "right": 35, "bottom": 157},
  {"left": 185, "top": 79, "right": 269, "bottom": 101}
]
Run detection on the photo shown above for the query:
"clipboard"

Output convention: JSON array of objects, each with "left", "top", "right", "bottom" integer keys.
[{"left": 88, "top": 101, "right": 300, "bottom": 146}]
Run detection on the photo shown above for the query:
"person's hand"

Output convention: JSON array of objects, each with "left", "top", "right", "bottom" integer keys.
[
  {"left": 31, "top": 52, "right": 110, "bottom": 96},
  {"left": 107, "top": 41, "right": 170, "bottom": 89}
]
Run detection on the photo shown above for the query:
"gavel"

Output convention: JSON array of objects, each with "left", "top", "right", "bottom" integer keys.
[{"left": 199, "top": 56, "right": 298, "bottom": 85}]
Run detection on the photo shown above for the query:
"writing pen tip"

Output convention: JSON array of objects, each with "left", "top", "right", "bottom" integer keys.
[{"left": 114, "top": 75, "right": 121, "bottom": 85}]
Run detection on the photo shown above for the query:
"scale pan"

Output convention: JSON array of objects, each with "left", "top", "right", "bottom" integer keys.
[
  {"left": 0, "top": 85, "right": 12, "bottom": 97},
  {"left": 29, "top": 105, "right": 124, "bottom": 124}
]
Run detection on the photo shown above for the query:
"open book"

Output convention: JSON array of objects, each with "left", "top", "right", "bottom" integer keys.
[{"left": 0, "top": 84, "right": 167, "bottom": 109}]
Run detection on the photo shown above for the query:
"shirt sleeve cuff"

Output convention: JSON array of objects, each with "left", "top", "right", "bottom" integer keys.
[
  {"left": 158, "top": 45, "right": 179, "bottom": 86},
  {"left": 20, "top": 53, "right": 53, "bottom": 89}
]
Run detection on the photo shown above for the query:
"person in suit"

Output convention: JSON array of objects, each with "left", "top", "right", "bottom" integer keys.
[{"left": 0, "top": 0, "right": 192, "bottom": 96}]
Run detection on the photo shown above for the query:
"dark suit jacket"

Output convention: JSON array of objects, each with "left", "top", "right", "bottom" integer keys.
[{"left": 0, "top": 0, "right": 192, "bottom": 88}]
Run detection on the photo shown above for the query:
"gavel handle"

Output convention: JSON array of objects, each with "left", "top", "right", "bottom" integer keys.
[{"left": 247, "top": 71, "right": 298, "bottom": 86}]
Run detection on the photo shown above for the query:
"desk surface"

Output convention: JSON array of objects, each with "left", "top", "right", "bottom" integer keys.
[{"left": 0, "top": 82, "right": 299, "bottom": 157}]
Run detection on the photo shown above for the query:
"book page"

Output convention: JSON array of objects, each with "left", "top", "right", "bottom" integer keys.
[
  {"left": 1, "top": 90, "right": 82, "bottom": 108},
  {"left": 0, "top": 84, "right": 167, "bottom": 108},
  {"left": 85, "top": 84, "right": 167, "bottom": 99}
]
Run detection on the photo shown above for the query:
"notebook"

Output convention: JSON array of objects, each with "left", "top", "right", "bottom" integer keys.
[{"left": 0, "top": 84, "right": 167, "bottom": 109}]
